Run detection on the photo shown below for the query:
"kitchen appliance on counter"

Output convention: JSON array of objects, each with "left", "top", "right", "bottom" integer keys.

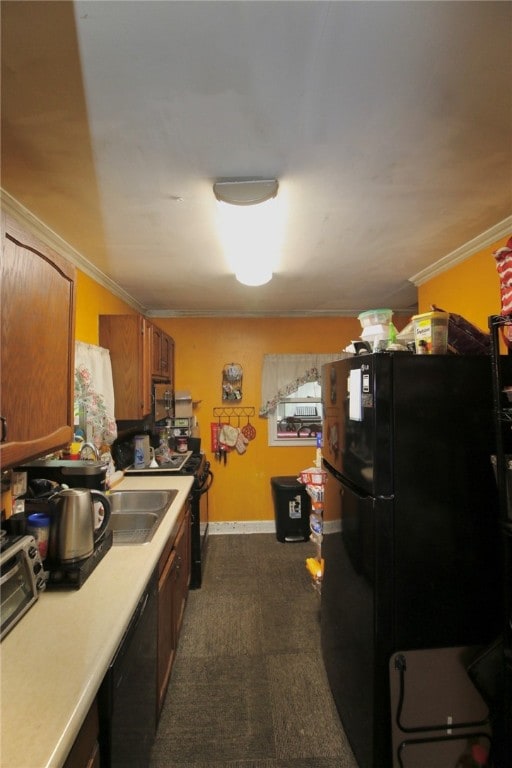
[
  {"left": 48, "top": 488, "right": 111, "bottom": 563},
  {"left": 43, "top": 528, "right": 113, "bottom": 590},
  {"left": 20, "top": 485, "right": 113, "bottom": 590},
  {"left": 16, "top": 459, "right": 108, "bottom": 493},
  {"left": 321, "top": 354, "right": 508, "bottom": 768},
  {"left": 0, "top": 532, "right": 46, "bottom": 641}
]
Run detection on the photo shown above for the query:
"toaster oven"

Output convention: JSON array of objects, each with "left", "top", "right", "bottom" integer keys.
[{"left": 0, "top": 534, "right": 46, "bottom": 641}]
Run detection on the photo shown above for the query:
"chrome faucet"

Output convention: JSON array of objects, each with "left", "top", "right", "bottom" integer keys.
[{"left": 79, "top": 442, "right": 101, "bottom": 461}]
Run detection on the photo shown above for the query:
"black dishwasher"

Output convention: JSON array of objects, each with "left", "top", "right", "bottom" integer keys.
[{"left": 98, "top": 570, "right": 158, "bottom": 767}]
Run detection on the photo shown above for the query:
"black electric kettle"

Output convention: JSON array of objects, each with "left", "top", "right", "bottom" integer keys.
[{"left": 49, "top": 488, "right": 111, "bottom": 563}]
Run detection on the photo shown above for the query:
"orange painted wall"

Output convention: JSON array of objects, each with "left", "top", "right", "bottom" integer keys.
[
  {"left": 417, "top": 235, "right": 509, "bottom": 329},
  {"left": 75, "top": 271, "right": 136, "bottom": 344}
]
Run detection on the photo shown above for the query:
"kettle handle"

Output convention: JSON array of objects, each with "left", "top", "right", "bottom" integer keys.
[{"left": 91, "top": 490, "right": 111, "bottom": 544}]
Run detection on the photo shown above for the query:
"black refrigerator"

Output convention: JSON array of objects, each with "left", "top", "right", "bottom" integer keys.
[{"left": 321, "top": 353, "right": 506, "bottom": 768}]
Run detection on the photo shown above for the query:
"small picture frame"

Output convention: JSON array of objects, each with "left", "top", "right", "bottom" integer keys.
[{"left": 222, "top": 363, "right": 243, "bottom": 401}]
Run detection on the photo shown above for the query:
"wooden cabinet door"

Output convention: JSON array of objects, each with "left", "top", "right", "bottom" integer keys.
[
  {"left": 157, "top": 545, "right": 178, "bottom": 715},
  {"left": 156, "top": 503, "right": 190, "bottom": 718},
  {"left": 63, "top": 699, "right": 100, "bottom": 768},
  {"left": 1, "top": 214, "right": 76, "bottom": 468},
  {"left": 151, "top": 323, "right": 174, "bottom": 381},
  {"left": 172, "top": 508, "right": 189, "bottom": 638},
  {"left": 151, "top": 323, "right": 163, "bottom": 378},
  {"left": 160, "top": 333, "right": 174, "bottom": 381},
  {"left": 140, "top": 318, "right": 152, "bottom": 416},
  {"left": 178, "top": 502, "right": 191, "bottom": 594},
  {"left": 99, "top": 314, "right": 152, "bottom": 420}
]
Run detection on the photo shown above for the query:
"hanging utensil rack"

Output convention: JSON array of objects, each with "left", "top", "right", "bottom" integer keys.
[{"left": 213, "top": 406, "right": 255, "bottom": 420}]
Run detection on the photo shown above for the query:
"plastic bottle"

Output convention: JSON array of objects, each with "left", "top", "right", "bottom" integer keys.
[
  {"left": 314, "top": 433, "right": 322, "bottom": 468},
  {"left": 27, "top": 513, "right": 51, "bottom": 559}
]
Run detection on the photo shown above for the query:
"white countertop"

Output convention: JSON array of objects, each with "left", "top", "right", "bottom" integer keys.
[{"left": 0, "top": 474, "right": 194, "bottom": 768}]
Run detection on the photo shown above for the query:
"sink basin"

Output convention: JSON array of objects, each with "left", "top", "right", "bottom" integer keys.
[
  {"left": 108, "top": 512, "right": 160, "bottom": 544},
  {"left": 107, "top": 489, "right": 177, "bottom": 544},
  {"left": 109, "top": 489, "right": 177, "bottom": 513}
]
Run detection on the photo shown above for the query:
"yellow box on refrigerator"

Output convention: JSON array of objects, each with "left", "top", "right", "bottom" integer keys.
[{"left": 412, "top": 311, "right": 449, "bottom": 354}]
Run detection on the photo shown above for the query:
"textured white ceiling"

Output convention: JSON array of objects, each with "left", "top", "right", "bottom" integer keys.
[{"left": 2, "top": 0, "right": 511, "bottom": 316}]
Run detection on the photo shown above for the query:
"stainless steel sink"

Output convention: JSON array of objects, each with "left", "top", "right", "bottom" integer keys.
[{"left": 107, "top": 489, "right": 177, "bottom": 544}]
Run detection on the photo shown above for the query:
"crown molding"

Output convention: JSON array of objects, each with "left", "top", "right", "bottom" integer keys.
[
  {"left": 1, "top": 190, "right": 145, "bottom": 314},
  {"left": 2, "top": 190, "right": 375, "bottom": 318},
  {"left": 147, "top": 308, "right": 415, "bottom": 319},
  {"left": 409, "top": 215, "right": 512, "bottom": 286}
]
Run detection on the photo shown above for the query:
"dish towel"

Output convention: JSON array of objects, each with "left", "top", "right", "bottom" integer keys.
[
  {"left": 494, "top": 235, "right": 512, "bottom": 315},
  {"left": 493, "top": 235, "right": 512, "bottom": 347},
  {"left": 74, "top": 341, "right": 117, "bottom": 446}
]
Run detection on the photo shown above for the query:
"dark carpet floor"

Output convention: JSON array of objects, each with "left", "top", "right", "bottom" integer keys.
[{"left": 150, "top": 533, "right": 359, "bottom": 768}]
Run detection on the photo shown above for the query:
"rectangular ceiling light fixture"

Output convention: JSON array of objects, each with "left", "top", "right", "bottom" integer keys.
[{"left": 213, "top": 178, "right": 281, "bottom": 286}]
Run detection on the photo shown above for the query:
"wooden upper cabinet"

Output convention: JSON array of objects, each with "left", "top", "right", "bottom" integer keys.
[
  {"left": 151, "top": 323, "right": 174, "bottom": 381},
  {"left": 99, "top": 314, "right": 152, "bottom": 420},
  {"left": 100, "top": 315, "right": 174, "bottom": 422},
  {"left": 0, "top": 213, "right": 76, "bottom": 468}
]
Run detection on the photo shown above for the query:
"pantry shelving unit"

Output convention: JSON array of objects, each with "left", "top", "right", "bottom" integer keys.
[
  {"left": 299, "top": 465, "right": 326, "bottom": 594},
  {"left": 487, "top": 315, "right": 512, "bottom": 768}
]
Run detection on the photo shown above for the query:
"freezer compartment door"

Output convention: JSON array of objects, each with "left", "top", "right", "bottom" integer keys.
[
  {"left": 321, "top": 474, "right": 394, "bottom": 767},
  {"left": 321, "top": 483, "right": 374, "bottom": 767}
]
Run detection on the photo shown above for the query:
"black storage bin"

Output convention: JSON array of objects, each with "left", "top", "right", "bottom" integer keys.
[{"left": 271, "top": 476, "right": 311, "bottom": 542}]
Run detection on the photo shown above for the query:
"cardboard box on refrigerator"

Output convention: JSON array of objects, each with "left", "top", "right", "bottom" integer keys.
[{"left": 175, "top": 390, "right": 193, "bottom": 417}]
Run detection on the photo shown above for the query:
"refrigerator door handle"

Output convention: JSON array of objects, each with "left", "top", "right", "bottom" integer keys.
[{"left": 323, "top": 458, "right": 371, "bottom": 500}]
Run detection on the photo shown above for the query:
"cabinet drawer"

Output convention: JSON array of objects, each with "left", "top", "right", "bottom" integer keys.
[{"left": 63, "top": 699, "right": 99, "bottom": 768}]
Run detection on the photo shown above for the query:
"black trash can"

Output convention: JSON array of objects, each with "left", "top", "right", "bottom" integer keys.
[{"left": 271, "top": 476, "right": 311, "bottom": 542}]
